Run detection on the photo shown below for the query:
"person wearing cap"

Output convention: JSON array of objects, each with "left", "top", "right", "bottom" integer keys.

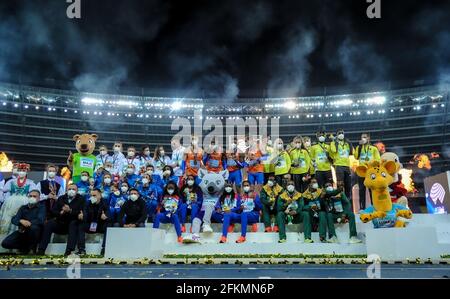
[
  {"left": 37, "top": 183, "right": 86, "bottom": 256},
  {"left": 117, "top": 188, "right": 147, "bottom": 228},
  {"left": 329, "top": 129, "right": 354, "bottom": 202},
  {"left": 309, "top": 131, "right": 332, "bottom": 188},
  {"left": 1, "top": 189, "right": 46, "bottom": 254},
  {"left": 37, "top": 164, "right": 65, "bottom": 220}
]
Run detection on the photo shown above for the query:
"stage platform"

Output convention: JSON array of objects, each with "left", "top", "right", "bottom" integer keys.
[{"left": 0, "top": 214, "right": 449, "bottom": 262}]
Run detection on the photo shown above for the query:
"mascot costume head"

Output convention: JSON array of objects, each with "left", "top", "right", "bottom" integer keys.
[
  {"left": 381, "top": 152, "right": 409, "bottom": 207},
  {"left": 356, "top": 160, "right": 412, "bottom": 228},
  {"left": 67, "top": 133, "right": 98, "bottom": 183}
]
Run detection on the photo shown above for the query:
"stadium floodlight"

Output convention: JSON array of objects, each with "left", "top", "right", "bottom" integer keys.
[
  {"left": 284, "top": 100, "right": 296, "bottom": 110},
  {"left": 82, "top": 97, "right": 104, "bottom": 105},
  {"left": 366, "top": 96, "right": 386, "bottom": 105},
  {"left": 171, "top": 101, "right": 182, "bottom": 110}
]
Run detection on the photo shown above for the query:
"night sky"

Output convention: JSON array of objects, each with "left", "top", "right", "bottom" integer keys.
[{"left": 0, "top": 0, "right": 449, "bottom": 97}]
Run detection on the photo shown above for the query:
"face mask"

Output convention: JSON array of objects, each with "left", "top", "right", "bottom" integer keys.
[
  {"left": 129, "top": 194, "right": 138, "bottom": 201},
  {"left": 105, "top": 167, "right": 112, "bottom": 173},
  {"left": 312, "top": 183, "right": 319, "bottom": 189},
  {"left": 277, "top": 144, "right": 283, "bottom": 150},
  {"left": 304, "top": 141, "right": 311, "bottom": 147},
  {"left": 295, "top": 143, "right": 301, "bottom": 149},
  {"left": 126, "top": 168, "right": 134, "bottom": 175},
  {"left": 100, "top": 150, "right": 107, "bottom": 155},
  {"left": 128, "top": 151, "right": 135, "bottom": 157},
  {"left": 326, "top": 186, "right": 334, "bottom": 192},
  {"left": 231, "top": 143, "right": 237, "bottom": 150},
  {"left": 213, "top": 145, "right": 218, "bottom": 151},
  {"left": 187, "top": 180, "right": 194, "bottom": 186},
  {"left": 267, "top": 140, "right": 272, "bottom": 146},
  {"left": 287, "top": 185, "right": 295, "bottom": 193},
  {"left": 67, "top": 190, "right": 76, "bottom": 197},
  {"left": 28, "top": 197, "right": 38, "bottom": 206},
  {"left": 144, "top": 150, "right": 150, "bottom": 156},
  {"left": 163, "top": 170, "right": 171, "bottom": 176},
  {"left": 337, "top": 134, "right": 344, "bottom": 140},
  {"left": 18, "top": 171, "right": 27, "bottom": 178},
  {"left": 318, "top": 136, "right": 326, "bottom": 142},
  {"left": 225, "top": 186, "right": 233, "bottom": 193},
  {"left": 243, "top": 186, "right": 251, "bottom": 193},
  {"left": 104, "top": 178, "right": 111, "bottom": 184},
  {"left": 90, "top": 196, "right": 98, "bottom": 204},
  {"left": 114, "top": 147, "right": 121, "bottom": 153},
  {"left": 160, "top": 151, "right": 165, "bottom": 156},
  {"left": 114, "top": 191, "right": 120, "bottom": 196},
  {"left": 121, "top": 187, "right": 128, "bottom": 193},
  {"left": 267, "top": 180, "right": 274, "bottom": 187},
  {"left": 142, "top": 178, "right": 149, "bottom": 184},
  {"left": 167, "top": 189, "right": 174, "bottom": 195},
  {"left": 361, "top": 138, "right": 368, "bottom": 144},
  {"left": 146, "top": 170, "right": 153, "bottom": 176},
  {"left": 81, "top": 175, "right": 89, "bottom": 182},
  {"left": 48, "top": 171, "right": 56, "bottom": 179}
]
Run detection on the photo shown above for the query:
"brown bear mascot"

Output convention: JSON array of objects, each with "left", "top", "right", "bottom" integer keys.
[{"left": 67, "top": 134, "right": 98, "bottom": 183}]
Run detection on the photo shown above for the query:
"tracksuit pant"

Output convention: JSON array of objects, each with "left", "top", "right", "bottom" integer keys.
[
  {"left": 261, "top": 203, "right": 277, "bottom": 228},
  {"left": 221, "top": 212, "right": 240, "bottom": 237},
  {"left": 276, "top": 211, "right": 311, "bottom": 241},
  {"left": 153, "top": 212, "right": 182, "bottom": 237},
  {"left": 315, "top": 170, "right": 333, "bottom": 188},
  {"left": 326, "top": 212, "right": 358, "bottom": 239},
  {"left": 292, "top": 173, "right": 309, "bottom": 192},
  {"left": 179, "top": 202, "right": 200, "bottom": 224},
  {"left": 335, "top": 166, "right": 352, "bottom": 202}
]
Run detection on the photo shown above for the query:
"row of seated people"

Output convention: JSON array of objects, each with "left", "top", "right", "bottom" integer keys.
[{"left": 1, "top": 172, "right": 362, "bottom": 256}]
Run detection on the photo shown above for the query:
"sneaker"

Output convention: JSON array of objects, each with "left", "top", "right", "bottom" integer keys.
[
  {"left": 272, "top": 225, "right": 279, "bottom": 232},
  {"left": 251, "top": 223, "right": 258, "bottom": 232},
  {"left": 177, "top": 236, "right": 183, "bottom": 243},
  {"left": 304, "top": 238, "right": 314, "bottom": 244},
  {"left": 181, "top": 225, "right": 186, "bottom": 233},
  {"left": 227, "top": 224, "right": 235, "bottom": 233},
  {"left": 182, "top": 234, "right": 201, "bottom": 244},
  {"left": 64, "top": 250, "right": 73, "bottom": 256},
  {"left": 219, "top": 236, "right": 227, "bottom": 243},
  {"left": 236, "top": 236, "right": 246, "bottom": 243},
  {"left": 327, "top": 236, "right": 339, "bottom": 243},
  {"left": 278, "top": 239, "right": 287, "bottom": 243},
  {"left": 76, "top": 249, "right": 86, "bottom": 256},
  {"left": 202, "top": 224, "right": 213, "bottom": 233},
  {"left": 264, "top": 227, "right": 272, "bottom": 233},
  {"left": 349, "top": 236, "right": 362, "bottom": 244},
  {"left": 320, "top": 237, "right": 327, "bottom": 243}
]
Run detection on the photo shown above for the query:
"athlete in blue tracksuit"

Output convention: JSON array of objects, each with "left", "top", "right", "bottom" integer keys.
[
  {"left": 236, "top": 180, "right": 262, "bottom": 243},
  {"left": 153, "top": 182, "right": 183, "bottom": 242},
  {"left": 161, "top": 165, "right": 179, "bottom": 188},
  {"left": 223, "top": 152, "right": 244, "bottom": 189},
  {"left": 214, "top": 184, "right": 241, "bottom": 243},
  {"left": 178, "top": 175, "right": 203, "bottom": 232},
  {"left": 76, "top": 171, "right": 91, "bottom": 201},
  {"left": 108, "top": 185, "right": 128, "bottom": 225},
  {"left": 144, "top": 165, "right": 164, "bottom": 190},
  {"left": 136, "top": 174, "right": 162, "bottom": 222},
  {"left": 124, "top": 165, "right": 141, "bottom": 188}
]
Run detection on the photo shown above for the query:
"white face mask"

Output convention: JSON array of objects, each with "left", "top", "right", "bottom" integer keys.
[
  {"left": 243, "top": 186, "right": 251, "bottom": 193},
  {"left": 48, "top": 171, "right": 56, "bottom": 179},
  {"left": 90, "top": 196, "right": 98, "bottom": 204},
  {"left": 337, "top": 134, "right": 344, "bottom": 140},
  {"left": 144, "top": 150, "right": 150, "bottom": 156},
  {"left": 187, "top": 180, "right": 194, "bottom": 186},
  {"left": 160, "top": 151, "right": 165, "bottom": 156},
  {"left": 163, "top": 170, "right": 171, "bottom": 176},
  {"left": 114, "top": 146, "right": 121, "bottom": 153},
  {"left": 104, "top": 178, "right": 112, "bottom": 184},
  {"left": 312, "top": 183, "right": 319, "bottom": 189},
  {"left": 267, "top": 180, "right": 274, "bottom": 187},
  {"left": 105, "top": 167, "right": 112, "bottom": 173},
  {"left": 126, "top": 168, "right": 134, "bottom": 175},
  {"left": 129, "top": 194, "right": 138, "bottom": 201},
  {"left": 142, "top": 178, "right": 149, "bottom": 185},
  {"left": 121, "top": 187, "right": 128, "bottom": 193},
  {"left": 361, "top": 137, "right": 368, "bottom": 144},
  {"left": 167, "top": 189, "right": 174, "bottom": 195},
  {"left": 28, "top": 196, "right": 38, "bottom": 205},
  {"left": 287, "top": 185, "right": 295, "bottom": 193},
  {"left": 295, "top": 143, "right": 301, "bottom": 149},
  {"left": 277, "top": 144, "right": 283, "bottom": 150},
  {"left": 267, "top": 140, "right": 273, "bottom": 147},
  {"left": 12, "top": 168, "right": 18, "bottom": 175},
  {"left": 326, "top": 186, "right": 334, "bottom": 192},
  {"left": 81, "top": 175, "right": 89, "bottom": 182},
  {"left": 18, "top": 171, "right": 27, "bottom": 178},
  {"left": 146, "top": 170, "right": 153, "bottom": 176},
  {"left": 304, "top": 141, "right": 311, "bottom": 147},
  {"left": 100, "top": 150, "right": 107, "bottom": 155},
  {"left": 192, "top": 140, "right": 198, "bottom": 146},
  {"left": 225, "top": 186, "right": 233, "bottom": 193},
  {"left": 318, "top": 136, "right": 326, "bottom": 142},
  {"left": 67, "top": 190, "right": 77, "bottom": 197},
  {"left": 113, "top": 191, "right": 120, "bottom": 196}
]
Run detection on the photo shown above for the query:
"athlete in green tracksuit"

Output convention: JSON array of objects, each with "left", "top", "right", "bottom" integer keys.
[
  {"left": 321, "top": 181, "right": 362, "bottom": 244},
  {"left": 276, "top": 180, "right": 311, "bottom": 243},
  {"left": 260, "top": 174, "right": 284, "bottom": 232},
  {"left": 301, "top": 178, "right": 328, "bottom": 242}
]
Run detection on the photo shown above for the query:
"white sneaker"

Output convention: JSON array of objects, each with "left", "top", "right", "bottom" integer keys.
[
  {"left": 349, "top": 236, "right": 362, "bottom": 244},
  {"left": 182, "top": 234, "right": 201, "bottom": 244},
  {"left": 327, "top": 236, "right": 339, "bottom": 243},
  {"left": 202, "top": 224, "right": 213, "bottom": 233}
]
